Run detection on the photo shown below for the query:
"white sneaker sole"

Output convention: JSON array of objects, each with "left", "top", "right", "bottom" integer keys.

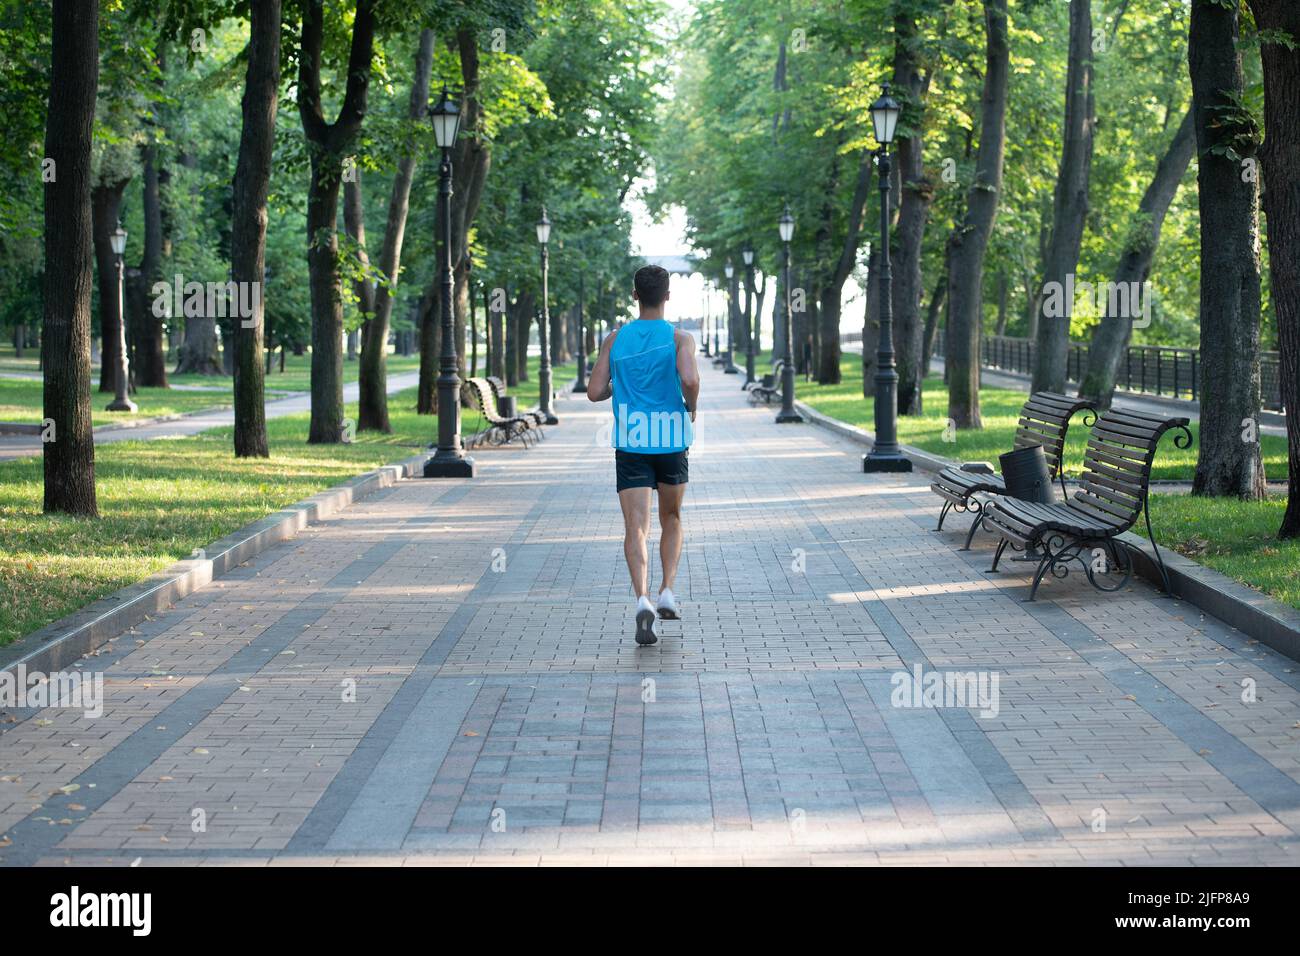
[{"left": 635, "top": 608, "right": 658, "bottom": 645}]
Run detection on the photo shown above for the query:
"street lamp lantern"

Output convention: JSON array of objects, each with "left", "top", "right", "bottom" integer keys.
[
  {"left": 430, "top": 85, "right": 461, "bottom": 150},
  {"left": 778, "top": 206, "right": 795, "bottom": 244},
  {"left": 870, "top": 82, "right": 901, "bottom": 147},
  {"left": 109, "top": 221, "right": 127, "bottom": 257},
  {"left": 724, "top": 260, "right": 733, "bottom": 280},
  {"left": 423, "top": 88, "right": 475, "bottom": 478},
  {"left": 863, "top": 81, "right": 911, "bottom": 473},
  {"left": 742, "top": 245, "right": 753, "bottom": 267},
  {"left": 775, "top": 204, "right": 802, "bottom": 424},
  {"left": 534, "top": 205, "right": 558, "bottom": 424}
]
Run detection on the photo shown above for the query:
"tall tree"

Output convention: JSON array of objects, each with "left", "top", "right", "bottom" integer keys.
[
  {"left": 1244, "top": 1, "right": 1300, "bottom": 534},
  {"left": 816, "top": 148, "right": 871, "bottom": 385},
  {"left": 358, "top": 27, "right": 434, "bottom": 434},
  {"left": 1077, "top": 109, "right": 1195, "bottom": 408},
  {"left": 945, "top": 0, "right": 1009, "bottom": 430},
  {"left": 42, "top": 0, "right": 100, "bottom": 516},
  {"left": 133, "top": 47, "right": 168, "bottom": 390},
  {"left": 1188, "top": 0, "right": 1265, "bottom": 499},
  {"left": 297, "top": 0, "right": 377, "bottom": 443},
  {"left": 1031, "top": 0, "right": 1095, "bottom": 393},
  {"left": 891, "top": 4, "right": 936, "bottom": 414},
  {"left": 231, "top": 0, "right": 281, "bottom": 459}
]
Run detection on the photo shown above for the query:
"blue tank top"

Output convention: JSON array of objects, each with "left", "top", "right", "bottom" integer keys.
[{"left": 610, "top": 319, "right": 693, "bottom": 453}]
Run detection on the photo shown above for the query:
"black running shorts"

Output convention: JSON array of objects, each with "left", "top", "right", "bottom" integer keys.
[{"left": 615, "top": 449, "right": 689, "bottom": 492}]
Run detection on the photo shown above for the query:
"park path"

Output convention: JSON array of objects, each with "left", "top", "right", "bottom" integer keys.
[
  {"left": 3, "top": 359, "right": 1300, "bottom": 865},
  {"left": 0, "top": 371, "right": 421, "bottom": 461}
]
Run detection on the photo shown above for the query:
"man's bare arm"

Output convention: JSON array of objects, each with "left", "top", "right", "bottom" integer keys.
[
  {"left": 676, "top": 330, "right": 699, "bottom": 421},
  {"left": 586, "top": 330, "right": 617, "bottom": 402}
]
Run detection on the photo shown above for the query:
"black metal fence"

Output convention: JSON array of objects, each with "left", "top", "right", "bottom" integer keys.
[{"left": 932, "top": 333, "right": 1285, "bottom": 412}]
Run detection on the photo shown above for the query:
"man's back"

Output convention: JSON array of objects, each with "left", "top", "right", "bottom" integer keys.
[{"left": 609, "top": 319, "right": 693, "bottom": 454}]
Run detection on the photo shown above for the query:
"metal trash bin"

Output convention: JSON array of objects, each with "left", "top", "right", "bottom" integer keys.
[
  {"left": 498, "top": 395, "right": 518, "bottom": 418},
  {"left": 999, "top": 444, "right": 1055, "bottom": 504}
]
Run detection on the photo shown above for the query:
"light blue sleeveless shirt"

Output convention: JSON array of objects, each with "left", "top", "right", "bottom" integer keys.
[{"left": 610, "top": 319, "right": 693, "bottom": 453}]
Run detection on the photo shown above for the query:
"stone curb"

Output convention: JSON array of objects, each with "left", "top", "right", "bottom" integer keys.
[
  {"left": 795, "top": 398, "right": 1300, "bottom": 664},
  {"left": 0, "top": 448, "right": 432, "bottom": 678}
]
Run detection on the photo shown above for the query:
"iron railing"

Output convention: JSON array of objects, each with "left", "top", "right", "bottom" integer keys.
[{"left": 930, "top": 333, "right": 1284, "bottom": 412}]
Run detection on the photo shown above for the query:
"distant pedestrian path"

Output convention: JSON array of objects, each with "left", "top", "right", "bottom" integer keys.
[{"left": 3, "top": 360, "right": 1299, "bottom": 865}]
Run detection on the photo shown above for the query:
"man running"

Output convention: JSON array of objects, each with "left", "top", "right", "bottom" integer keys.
[{"left": 587, "top": 265, "right": 699, "bottom": 646}]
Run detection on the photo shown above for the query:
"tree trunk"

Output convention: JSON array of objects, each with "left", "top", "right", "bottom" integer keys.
[
  {"left": 818, "top": 147, "right": 872, "bottom": 385},
  {"left": 417, "top": 283, "right": 438, "bottom": 413},
  {"left": 1245, "top": 1, "right": 1300, "bottom": 531},
  {"left": 1032, "top": 0, "right": 1095, "bottom": 394},
  {"left": 1078, "top": 109, "right": 1195, "bottom": 408},
  {"left": 994, "top": 270, "right": 1008, "bottom": 336},
  {"left": 231, "top": 0, "right": 280, "bottom": 458},
  {"left": 892, "top": 8, "right": 935, "bottom": 415},
  {"left": 42, "top": 0, "right": 99, "bottom": 516},
  {"left": 92, "top": 178, "right": 130, "bottom": 393},
  {"left": 1189, "top": 0, "right": 1266, "bottom": 499},
  {"left": 297, "top": 0, "right": 377, "bottom": 443},
  {"left": 946, "top": 0, "right": 1009, "bottom": 430},
  {"left": 920, "top": 266, "right": 946, "bottom": 380},
  {"left": 863, "top": 246, "right": 878, "bottom": 397},
  {"left": 358, "top": 29, "right": 434, "bottom": 434},
  {"left": 135, "top": 122, "right": 168, "bottom": 387}
]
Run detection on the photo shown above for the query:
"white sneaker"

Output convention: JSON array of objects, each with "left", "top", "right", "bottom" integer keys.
[
  {"left": 656, "top": 588, "right": 679, "bottom": 620},
  {"left": 634, "top": 595, "right": 657, "bottom": 645}
]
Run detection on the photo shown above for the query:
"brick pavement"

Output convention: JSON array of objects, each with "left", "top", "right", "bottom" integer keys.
[{"left": 3, "top": 359, "right": 1300, "bottom": 866}]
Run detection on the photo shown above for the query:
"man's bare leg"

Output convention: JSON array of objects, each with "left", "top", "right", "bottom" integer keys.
[
  {"left": 618, "top": 487, "right": 653, "bottom": 598},
  {"left": 656, "top": 482, "right": 687, "bottom": 594}
]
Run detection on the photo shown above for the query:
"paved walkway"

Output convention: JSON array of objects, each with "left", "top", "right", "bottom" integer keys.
[
  {"left": 3, "top": 360, "right": 1300, "bottom": 866},
  {"left": 0, "top": 372, "right": 421, "bottom": 461}
]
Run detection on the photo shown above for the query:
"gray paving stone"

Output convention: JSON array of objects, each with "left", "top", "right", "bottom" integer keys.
[{"left": 5, "top": 361, "right": 1300, "bottom": 867}]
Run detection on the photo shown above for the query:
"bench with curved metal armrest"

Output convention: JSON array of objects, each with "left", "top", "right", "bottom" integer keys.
[
  {"left": 747, "top": 360, "right": 786, "bottom": 406},
  {"left": 463, "top": 377, "right": 537, "bottom": 448},
  {"left": 930, "top": 392, "right": 1096, "bottom": 549},
  {"left": 485, "top": 375, "right": 547, "bottom": 434},
  {"left": 980, "top": 407, "right": 1192, "bottom": 601}
]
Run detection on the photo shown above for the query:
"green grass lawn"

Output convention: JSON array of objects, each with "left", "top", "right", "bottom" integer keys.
[
  {"left": 786, "top": 354, "right": 1288, "bottom": 483},
  {"left": 1144, "top": 494, "right": 1300, "bottom": 611},
  {"left": 171, "top": 350, "right": 423, "bottom": 391},
  {"left": 0, "top": 378, "right": 238, "bottom": 427},
  {"left": 0, "top": 344, "right": 41, "bottom": 376}
]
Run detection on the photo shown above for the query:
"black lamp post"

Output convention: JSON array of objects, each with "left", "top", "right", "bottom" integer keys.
[
  {"left": 423, "top": 86, "right": 475, "bottom": 478},
  {"left": 106, "top": 219, "right": 136, "bottom": 412},
  {"left": 711, "top": 279, "right": 725, "bottom": 367},
  {"left": 723, "top": 259, "right": 739, "bottom": 373},
  {"left": 775, "top": 205, "right": 802, "bottom": 423},
  {"left": 742, "top": 243, "right": 756, "bottom": 388},
  {"left": 862, "top": 82, "right": 911, "bottom": 472},
  {"left": 702, "top": 279, "right": 711, "bottom": 357},
  {"left": 573, "top": 271, "right": 587, "bottom": 393},
  {"left": 535, "top": 207, "right": 558, "bottom": 424}
]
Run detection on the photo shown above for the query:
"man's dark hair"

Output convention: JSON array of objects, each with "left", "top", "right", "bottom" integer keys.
[{"left": 634, "top": 265, "right": 671, "bottom": 308}]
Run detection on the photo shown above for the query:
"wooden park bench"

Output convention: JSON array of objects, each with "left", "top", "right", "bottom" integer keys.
[
  {"left": 463, "top": 377, "right": 538, "bottom": 449},
  {"left": 931, "top": 392, "right": 1095, "bottom": 550},
  {"left": 747, "top": 360, "right": 785, "bottom": 406},
  {"left": 980, "top": 407, "right": 1192, "bottom": 601},
  {"left": 486, "top": 375, "right": 547, "bottom": 433}
]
